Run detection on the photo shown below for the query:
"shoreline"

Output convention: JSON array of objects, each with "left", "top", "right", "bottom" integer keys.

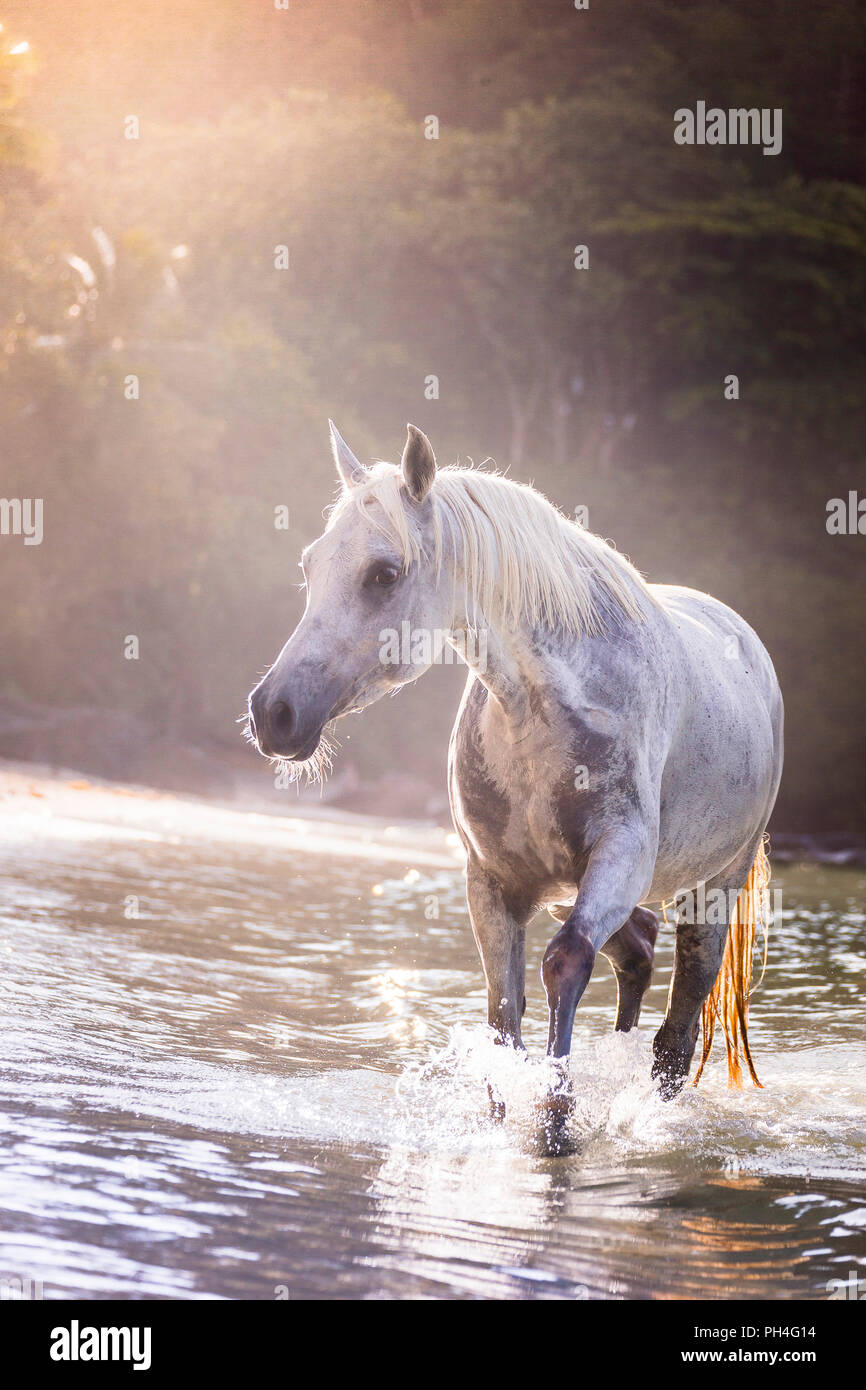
[
  {"left": 0, "top": 759, "right": 464, "bottom": 871},
  {"left": 0, "top": 758, "right": 863, "bottom": 866}
]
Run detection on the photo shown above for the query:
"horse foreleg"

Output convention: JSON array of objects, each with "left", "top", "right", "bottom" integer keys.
[
  {"left": 467, "top": 863, "right": 528, "bottom": 1046},
  {"left": 466, "top": 862, "right": 530, "bottom": 1119},
  {"left": 542, "top": 829, "right": 654, "bottom": 1058},
  {"left": 538, "top": 827, "right": 654, "bottom": 1151},
  {"left": 600, "top": 906, "right": 658, "bottom": 1032}
]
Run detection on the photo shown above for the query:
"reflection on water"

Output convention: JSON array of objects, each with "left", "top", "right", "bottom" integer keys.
[{"left": 0, "top": 789, "right": 864, "bottom": 1299}]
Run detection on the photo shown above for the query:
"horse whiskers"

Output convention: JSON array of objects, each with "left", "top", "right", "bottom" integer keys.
[
  {"left": 237, "top": 707, "right": 336, "bottom": 786},
  {"left": 271, "top": 727, "right": 339, "bottom": 788}
]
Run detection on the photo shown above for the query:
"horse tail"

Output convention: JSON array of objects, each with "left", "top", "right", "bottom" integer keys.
[{"left": 693, "top": 837, "right": 771, "bottom": 1089}]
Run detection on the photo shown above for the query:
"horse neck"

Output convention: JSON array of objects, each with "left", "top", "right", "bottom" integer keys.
[
  {"left": 450, "top": 597, "right": 558, "bottom": 731},
  {"left": 440, "top": 505, "right": 645, "bottom": 724}
]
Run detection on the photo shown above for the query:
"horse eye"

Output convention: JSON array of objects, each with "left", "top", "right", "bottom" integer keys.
[{"left": 374, "top": 565, "right": 400, "bottom": 587}]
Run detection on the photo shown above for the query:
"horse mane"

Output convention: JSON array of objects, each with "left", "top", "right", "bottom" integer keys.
[{"left": 328, "top": 462, "right": 655, "bottom": 637}]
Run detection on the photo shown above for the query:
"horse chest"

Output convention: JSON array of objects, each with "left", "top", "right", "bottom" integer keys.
[
  {"left": 454, "top": 775, "right": 575, "bottom": 893},
  {"left": 450, "top": 714, "right": 593, "bottom": 897}
]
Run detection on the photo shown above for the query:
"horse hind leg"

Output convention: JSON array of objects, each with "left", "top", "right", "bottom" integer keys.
[
  {"left": 652, "top": 840, "right": 767, "bottom": 1100},
  {"left": 600, "top": 906, "right": 658, "bottom": 1032},
  {"left": 651, "top": 909, "right": 730, "bottom": 1100}
]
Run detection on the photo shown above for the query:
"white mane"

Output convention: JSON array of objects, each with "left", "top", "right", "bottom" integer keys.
[{"left": 328, "top": 462, "right": 655, "bottom": 637}]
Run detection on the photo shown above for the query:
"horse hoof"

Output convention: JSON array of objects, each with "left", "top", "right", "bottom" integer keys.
[
  {"left": 652, "top": 1061, "right": 686, "bottom": 1102},
  {"left": 532, "top": 1112, "right": 580, "bottom": 1157},
  {"left": 532, "top": 1092, "right": 579, "bottom": 1157},
  {"left": 489, "top": 1097, "right": 506, "bottom": 1124}
]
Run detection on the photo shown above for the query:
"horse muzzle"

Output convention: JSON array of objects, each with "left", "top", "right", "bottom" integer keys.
[{"left": 248, "top": 682, "right": 326, "bottom": 761}]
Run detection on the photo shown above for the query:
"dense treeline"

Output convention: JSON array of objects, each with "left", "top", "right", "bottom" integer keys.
[{"left": 0, "top": 0, "right": 864, "bottom": 828}]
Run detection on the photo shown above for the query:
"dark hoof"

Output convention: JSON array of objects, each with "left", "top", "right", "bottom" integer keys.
[
  {"left": 651, "top": 1058, "right": 686, "bottom": 1102},
  {"left": 532, "top": 1091, "right": 579, "bottom": 1157}
]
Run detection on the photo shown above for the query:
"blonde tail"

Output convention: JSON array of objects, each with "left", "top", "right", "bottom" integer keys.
[{"left": 693, "top": 838, "right": 771, "bottom": 1088}]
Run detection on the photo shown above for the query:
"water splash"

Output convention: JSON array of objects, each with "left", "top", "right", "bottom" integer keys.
[{"left": 394, "top": 1024, "right": 866, "bottom": 1181}]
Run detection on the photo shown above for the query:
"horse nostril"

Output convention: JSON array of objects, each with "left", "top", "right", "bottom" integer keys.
[{"left": 270, "top": 699, "right": 296, "bottom": 740}]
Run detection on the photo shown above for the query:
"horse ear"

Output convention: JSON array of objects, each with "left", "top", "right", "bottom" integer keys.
[
  {"left": 401, "top": 424, "right": 436, "bottom": 502},
  {"left": 329, "top": 420, "right": 368, "bottom": 489}
]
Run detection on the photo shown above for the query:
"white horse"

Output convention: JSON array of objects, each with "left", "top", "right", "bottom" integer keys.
[{"left": 248, "top": 423, "right": 784, "bottom": 1147}]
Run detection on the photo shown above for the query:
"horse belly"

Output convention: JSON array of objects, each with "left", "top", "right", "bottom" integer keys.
[{"left": 650, "top": 643, "right": 781, "bottom": 896}]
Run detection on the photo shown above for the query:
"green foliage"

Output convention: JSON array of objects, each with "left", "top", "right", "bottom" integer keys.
[{"left": 0, "top": 0, "right": 864, "bottom": 828}]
